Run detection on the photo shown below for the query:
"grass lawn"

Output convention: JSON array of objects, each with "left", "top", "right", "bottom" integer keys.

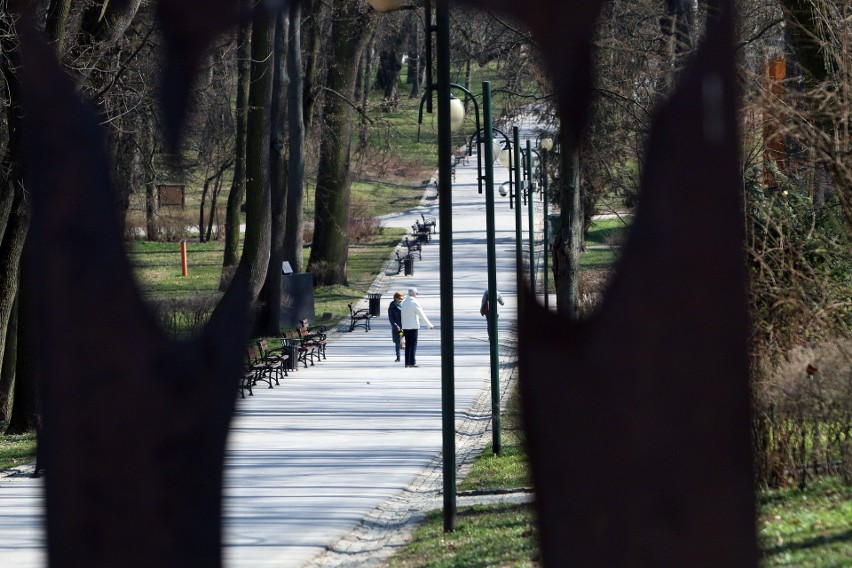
[
  {"left": 584, "top": 217, "right": 631, "bottom": 247},
  {"left": 126, "top": 225, "right": 408, "bottom": 329},
  {"left": 386, "top": 503, "right": 539, "bottom": 568},
  {"left": 0, "top": 430, "right": 36, "bottom": 470},
  {"left": 759, "top": 477, "right": 852, "bottom": 567}
]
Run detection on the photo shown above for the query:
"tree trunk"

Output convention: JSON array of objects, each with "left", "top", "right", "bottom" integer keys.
[
  {"left": 0, "top": 293, "right": 17, "bottom": 422},
  {"left": 80, "top": 0, "right": 144, "bottom": 46},
  {"left": 283, "top": 0, "right": 306, "bottom": 274},
  {"left": 358, "top": 40, "right": 372, "bottom": 150},
  {"left": 302, "top": 0, "right": 326, "bottom": 136},
  {"left": 307, "top": 1, "right": 377, "bottom": 286},
  {"left": 206, "top": 174, "right": 223, "bottom": 242},
  {"left": 376, "top": 16, "right": 410, "bottom": 102},
  {"left": 6, "top": 246, "right": 37, "bottom": 435},
  {"left": 45, "top": 0, "right": 72, "bottom": 57},
  {"left": 145, "top": 181, "right": 157, "bottom": 240},
  {"left": 241, "top": 6, "right": 274, "bottom": 301},
  {"left": 553, "top": 143, "right": 581, "bottom": 320},
  {"left": 223, "top": 11, "right": 252, "bottom": 269},
  {"left": 0, "top": 27, "right": 28, "bottom": 426},
  {"left": 259, "top": 10, "right": 290, "bottom": 336}
]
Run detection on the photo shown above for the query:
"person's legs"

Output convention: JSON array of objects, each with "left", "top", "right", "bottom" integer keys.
[
  {"left": 403, "top": 330, "right": 413, "bottom": 366},
  {"left": 392, "top": 331, "right": 401, "bottom": 360},
  {"left": 408, "top": 329, "right": 419, "bottom": 366}
]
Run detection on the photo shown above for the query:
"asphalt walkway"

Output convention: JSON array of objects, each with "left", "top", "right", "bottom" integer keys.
[{"left": 0, "top": 119, "right": 546, "bottom": 567}]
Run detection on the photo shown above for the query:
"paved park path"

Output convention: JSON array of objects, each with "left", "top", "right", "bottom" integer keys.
[{"left": 0, "top": 117, "right": 546, "bottom": 567}]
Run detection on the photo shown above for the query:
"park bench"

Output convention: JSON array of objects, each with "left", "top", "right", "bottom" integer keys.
[
  {"left": 240, "top": 348, "right": 256, "bottom": 398},
  {"left": 412, "top": 220, "right": 432, "bottom": 241},
  {"left": 420, "top": 213, "right": 436, "bottom": 233},
  {"left": 257, "top": 339, "right": 289, "bottom": 378},
  {"left": 402, "top": 237, "right": 422, "bottom": 260},
  {"left": 242, "top": 346, "right": 277, "bottom": 398},
  {"left": 348, "top": 303, "right": 372, "bottom": 332},
  {"left": 284, "top": 330, "right": 314, "bottom": 368},
  {"left": 299, "top": 321, "right": 328, "bottom": 361}
]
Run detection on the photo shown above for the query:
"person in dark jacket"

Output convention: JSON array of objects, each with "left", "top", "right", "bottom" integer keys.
[{"left": 388, "top": 291, "right": 404, "bottom": 362}]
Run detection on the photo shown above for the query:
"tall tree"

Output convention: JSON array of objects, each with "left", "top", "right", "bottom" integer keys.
[
  {"left": 241, "top": 5, "right": 275, "bottom": 301},
  {"left": 223, "top": 4, "right": 253, "bottom": 270},
  {"left": 0, "top": 18, "right": 26, "bottom": 417},
  {"left": 283, "top": 0, "right": 306, "bottom": 274},
  {"left": 259, "top": 9, "right": 291, "bottom": 335},
  {"left": 307, "top": 1, "right": 377, "bottom": 286}
]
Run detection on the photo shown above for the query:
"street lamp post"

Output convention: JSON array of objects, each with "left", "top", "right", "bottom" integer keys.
[
  {"left": 481, "top": 82, "right": 501, "bottom": 457},
  {"left": 539, "top": 136, "right": 553, "bottom": 309},
  {"left": 496, "top": 130, "right": 525, "bottom": 296},
  {"left": 523, "top": 140, "right": 537, "bottom": 292},
  {"left": 513, "top": 127, "right": 523, "bottom": 293},
  {"left": 434, "top": 0, "right": 456, "bottom": 533},
  {"left": 368, "top": 0, "right": 456, "bottom": 532}
]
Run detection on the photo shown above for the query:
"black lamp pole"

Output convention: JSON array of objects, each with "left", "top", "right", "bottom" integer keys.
[
  {"left": 434, "top": 0, "right": 456, "bottom": 533},
  {"left": 481, "top": 81, "right": 501, "bottom": 457}
]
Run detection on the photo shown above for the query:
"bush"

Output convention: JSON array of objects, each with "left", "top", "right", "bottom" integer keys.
[
  {"left": 149, "top": 293, "right": 221, "bottom": 340},
  {"left": 754, "top": 341, "right": 852, "bottom": 489}
]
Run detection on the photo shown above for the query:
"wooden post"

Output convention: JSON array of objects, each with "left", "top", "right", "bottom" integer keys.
[{"left": 180, "top": 240, "right": 188, "bottom": 276}]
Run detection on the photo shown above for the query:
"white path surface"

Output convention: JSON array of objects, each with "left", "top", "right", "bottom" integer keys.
[{"left": 0, "top": 132, "right": 545, "bottom": 567}]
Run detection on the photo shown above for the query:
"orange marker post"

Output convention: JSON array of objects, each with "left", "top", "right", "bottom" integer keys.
[{"left": 180, "top": 240, "right": 188, "bottom": 277}]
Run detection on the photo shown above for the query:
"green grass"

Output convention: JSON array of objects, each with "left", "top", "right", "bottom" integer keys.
[
  {"left": 385, "top": 503, "right": 539, "bottom": 568},
  {"left": 350, "top": 180, "right": 427, "bottom": 217},
  {"left": 759, "top": 477, "right": 852, "bottom": 567},
  {"left": 126, "top": 226, "right": 408, "bottom": 328},
  {"left": 584, "top": 217, "right": 631, "bottom": 247},
  {"left": 579, "top": 247, "right": 618, "bottom": 270},
  {"left": 459, "top": 389, "right": 529, "bottom": 492},
  {"left": 128, "top": 240, "right": 225, "bottom": 298},
  {"left": 0, "top": 430, "right": 36, "bottom": 469}
]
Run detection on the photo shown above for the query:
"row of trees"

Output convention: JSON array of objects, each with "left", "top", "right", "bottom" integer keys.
[{"left": 0, "top": 1, "right": 543, "bottom": 433}]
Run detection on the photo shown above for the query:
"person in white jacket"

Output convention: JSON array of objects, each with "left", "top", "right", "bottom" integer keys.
[{"left": 399, "top": 287, "right": 434, "bottom": 367}]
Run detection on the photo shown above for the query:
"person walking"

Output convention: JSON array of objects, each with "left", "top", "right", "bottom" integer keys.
[
  {"left": 480, "top": 289, "right": 504, "bottom": 340},
  {"left": 400, "top": 287, "right": 433, "bottom": 368},
  {"left": 388, "top": 291, "right": 404, "bottom": 362}
]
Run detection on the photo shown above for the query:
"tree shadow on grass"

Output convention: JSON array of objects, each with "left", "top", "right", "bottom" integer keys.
[{"left": 761, "top": 529, "right": 852, "bottom": 559}]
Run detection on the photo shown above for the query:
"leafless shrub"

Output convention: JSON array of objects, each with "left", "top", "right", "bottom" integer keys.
[
  {"left": 307, "top": 260, "right": 333, "bottom": 284},
  {"left": 349, "top": 198, "right": 381, "bottom": 242},
  {"left": 754, "top": 341, "right": 852, "bottom": 488},
  {"left": 150, "top": 293, "right": 221, "bottom": 340},
  {"left": 578, "top": 269, "right": 613, "bottom": 319}
]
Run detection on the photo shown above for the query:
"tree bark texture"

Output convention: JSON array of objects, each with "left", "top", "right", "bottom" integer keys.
[
  {"left": 0, "top": 292, "right": 17, "bottom": 422},
  {"left": 308, "top": 0, "right": 376, "bottom": 286},
  {"left": 5, "top": 245, "right": 36, "bottom": 435},
  {"left": 45, "top": 0, "right": 72, "bottom": 56},
  {"left": 259, "top": 10, "right": 290, "bottom": 336},
  {"left": 240, "top": 6, "right": 274, "bottom": 301},
  {"left": 0, "top": 21, "right": 29, "bottom": 429},
  {"left": 553, "top": 143, "right": 581, "bottom": 320},
  {"left": 80, "top": 0, "right": 144, "bottom": 46},
  {"left": 223, "top": 15, "right": 252, "bottom": 269},
  {"left": 301, "top": 0, "right": 326, "bottom": 136},
  {"left": 283, "top": 0, "right": 306, "bottom": 274}
]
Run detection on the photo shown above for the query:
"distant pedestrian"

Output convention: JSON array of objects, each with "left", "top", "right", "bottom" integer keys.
[
  {"left": 480, "top": 289, "right": 504, "bottom": 340},
  {"left": 388, "top": 291, "right": 404, "bottom": 362},
  {"left": 400, "top": 287, "right": 434, "bottom": 368}
]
